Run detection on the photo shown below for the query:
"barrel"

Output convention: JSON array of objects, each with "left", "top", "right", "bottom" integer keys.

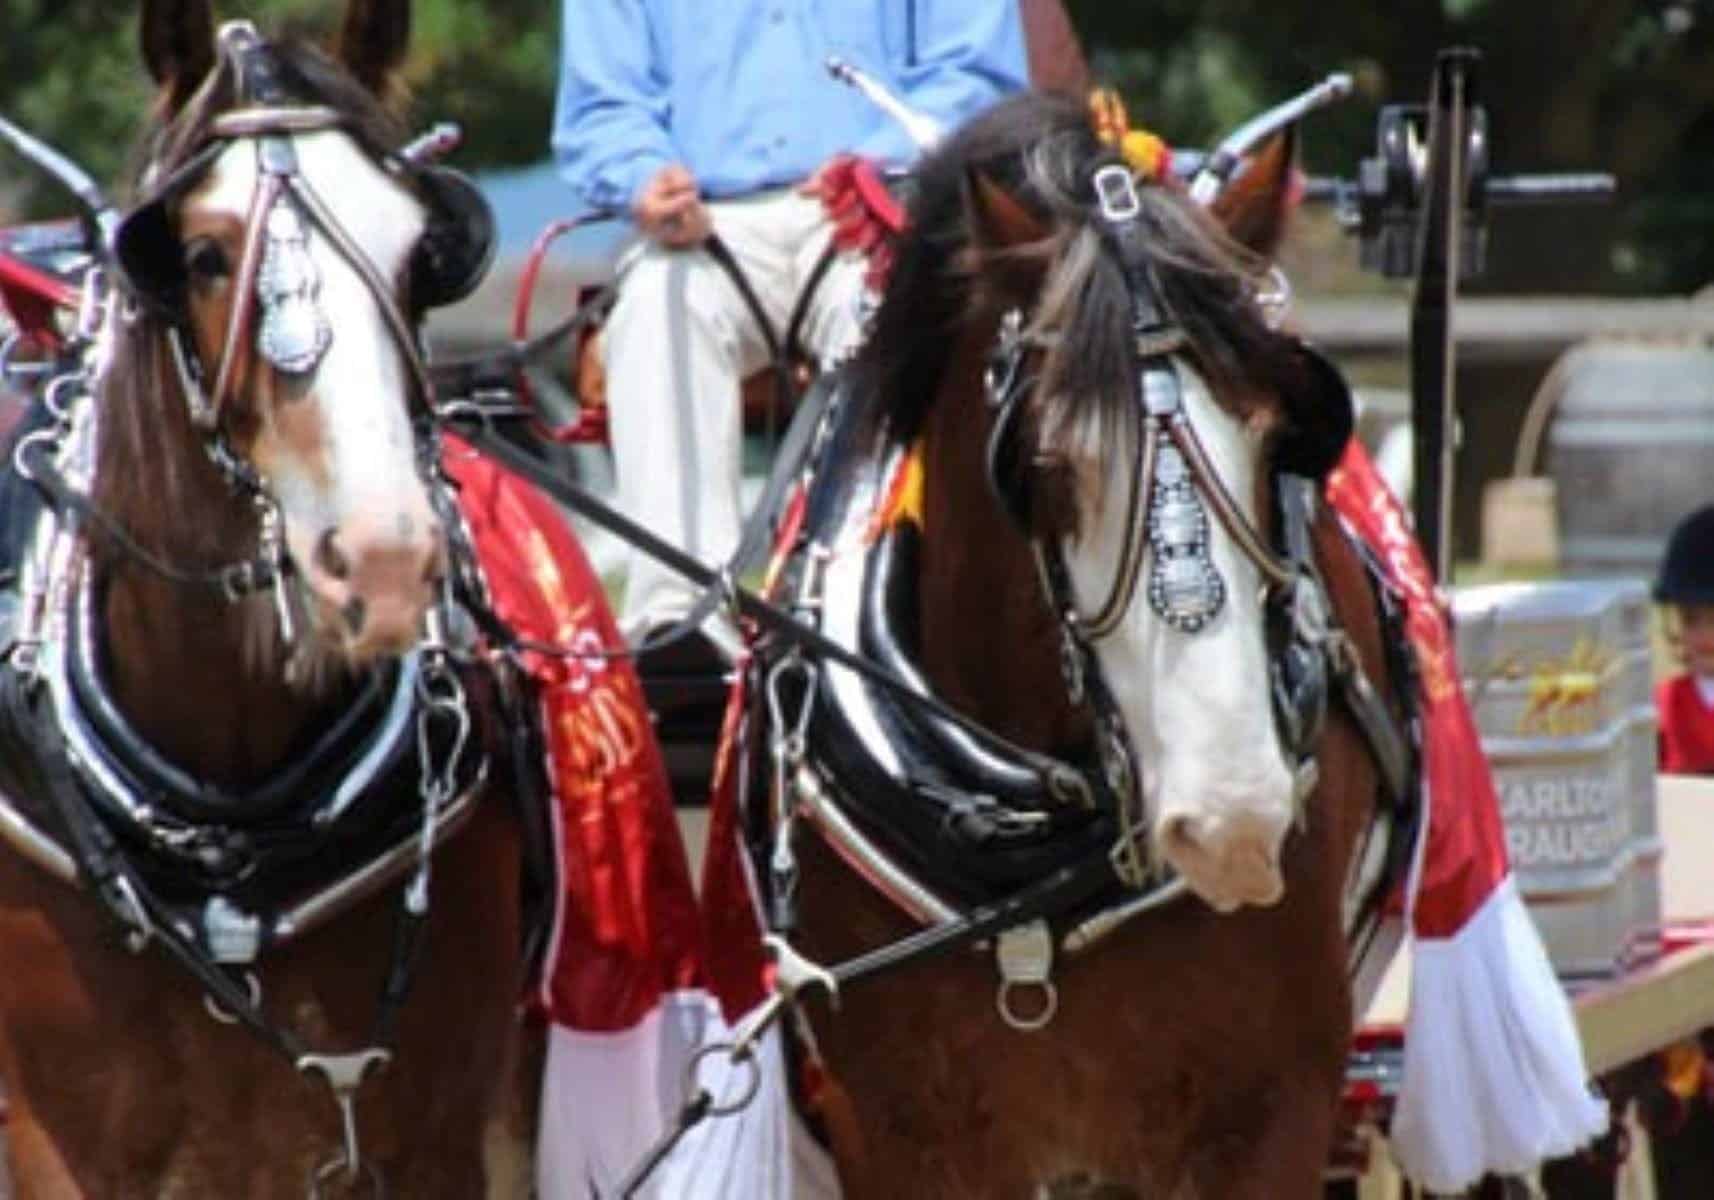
[{"left": 1541, "top": 338, "right": 1714, "bottom": 577}]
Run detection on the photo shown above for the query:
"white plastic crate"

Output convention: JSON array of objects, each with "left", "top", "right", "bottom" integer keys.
[{"left": 1453, "top": 579, "right": 1662, "bottom": 981}]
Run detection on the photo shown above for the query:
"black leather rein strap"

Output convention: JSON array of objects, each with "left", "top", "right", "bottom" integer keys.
[
  {"left": 823, "top": 846, "right": 1118, "bottom": 990},
  {"left": 16, "top": 435, "right": 284, "bottom": 597},
  {"left": 431, "top": 233, "right": 841, "bottom": 670},
  {"left": 445, "top": 415, "right": 1103, "bottom": 808},
  {"left": 612, "top": 839, "right": 1123, "bottom": 1200}
]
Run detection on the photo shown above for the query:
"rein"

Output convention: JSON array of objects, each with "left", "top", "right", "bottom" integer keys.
[
  {"left": 429, "top": 224, "right": 841, "bottom": 671},
  {"left": 15, "top": 430, "right": 286, "bottom": 598},
  {"left": 445, "top": 413, "right": 1105, "bottom": 807}
]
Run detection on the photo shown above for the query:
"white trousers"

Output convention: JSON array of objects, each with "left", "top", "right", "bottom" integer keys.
[{"left": 604, "top": 188, "right": 867, "bottom": 641}]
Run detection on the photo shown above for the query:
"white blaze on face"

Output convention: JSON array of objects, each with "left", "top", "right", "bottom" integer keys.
[
  {"left": 192, "top": 133, "right": 439, "bottom": 659},
  {"left": 1062, "top": 365, "right": 1294, "bottom": 912}
]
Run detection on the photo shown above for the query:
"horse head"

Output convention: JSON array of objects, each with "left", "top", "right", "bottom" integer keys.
[
  {"left": 868, "top": 93, "right": 1350, "bottom": 913},
  {"left": 101, "top": 0, "right": 491, "bottom": 678}
]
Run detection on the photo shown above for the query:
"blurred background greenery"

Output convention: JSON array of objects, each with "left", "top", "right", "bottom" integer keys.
[{"left": 3, "top": 0, "right": 1714, "bottom": 294}]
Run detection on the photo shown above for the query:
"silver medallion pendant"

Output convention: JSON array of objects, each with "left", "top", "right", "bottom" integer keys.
[
  {"left": 1146, "top": 442, "right": 1226, "bottom": 633},
  {"left": 256, "top": 201, "right": 331, "bottom": 375}
]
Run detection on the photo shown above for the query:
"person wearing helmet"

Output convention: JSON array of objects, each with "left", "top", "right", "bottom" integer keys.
[{"left": 1653, "top": 503, "right": 1714, "bottom": 774}]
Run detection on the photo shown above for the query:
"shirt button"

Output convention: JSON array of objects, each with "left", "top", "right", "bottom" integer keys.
[{"left": 769, "top": 9, "right": 784, "bottom": 23}]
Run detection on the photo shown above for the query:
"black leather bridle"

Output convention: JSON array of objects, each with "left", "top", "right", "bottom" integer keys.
[
  {"left": 981, "top": 161, "right": 1407, "bottom": 853},
  {"left": 91, "top": 21, "right": 494, "bottom": 613}
]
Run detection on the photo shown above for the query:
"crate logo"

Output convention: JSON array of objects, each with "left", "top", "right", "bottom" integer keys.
[
  {"left": 1475, "top": 637, "right": 1612, "bottom": 737},
  {"left": 1499, "top": 774, "right": 1630, "bottom": 868}
]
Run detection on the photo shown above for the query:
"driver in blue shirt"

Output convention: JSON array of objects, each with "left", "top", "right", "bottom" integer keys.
[{"left": 553, "top": 1, "right": 1028, "bottom": 658}]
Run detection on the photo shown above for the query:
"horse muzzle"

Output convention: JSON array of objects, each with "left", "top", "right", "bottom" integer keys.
[
  {"left": 297, "top": 505, "right": 444, "bottom": 660},
  {"left": 1155, "top": 800, "right": 1289, "bottom": 913}
]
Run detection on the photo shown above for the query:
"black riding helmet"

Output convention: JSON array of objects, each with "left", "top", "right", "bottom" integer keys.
[{"left": 1653, "top": 504, "right": 1714, "bottom": 605}]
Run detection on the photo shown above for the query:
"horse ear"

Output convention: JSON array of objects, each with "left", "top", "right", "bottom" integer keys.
[
  {"left": 1208, "top": 128, "right": 1300, "bottom": 262},
  {"left": 140, "top": 0, "right": 217, "bottom": 112},
  {"left": 336, "top": 0, "right": 412, "bottom": 97},
  {"left": 963, "top": 166, "right": 1049, "bottom": 251}
]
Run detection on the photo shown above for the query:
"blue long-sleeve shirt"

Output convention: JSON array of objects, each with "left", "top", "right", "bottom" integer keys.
[{"left": 552, "top": 0, "right": 1029, "bottom": 217}]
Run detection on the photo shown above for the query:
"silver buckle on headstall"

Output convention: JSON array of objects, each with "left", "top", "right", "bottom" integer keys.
[{"left": 1092, "top": 163, "right": 1142, "bottom": 223}]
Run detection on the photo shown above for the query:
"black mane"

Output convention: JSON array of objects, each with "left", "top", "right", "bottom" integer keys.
[{"left": 854, "top": 91, "right": 1302, "bottom": 458}]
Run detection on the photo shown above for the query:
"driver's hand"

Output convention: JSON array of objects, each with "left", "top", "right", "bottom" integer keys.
[{"left": 634, "top": 164, "right": 712, "bottom": 248}]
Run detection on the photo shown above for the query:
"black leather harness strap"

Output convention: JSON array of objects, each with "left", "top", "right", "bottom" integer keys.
[
  {"left": 15, "top": 434, "right": 284, "bottom": 597},
  {"left": 1328, "top": 592, "right": 1415, "bottom": 808},
  {"left": 613, "top": 837, "right": 1124, "bottom": 1200},
  {"left": 622, "top": 234, "right": 841, "bottom": 657},
  {"left": 783, "top": 241, "right": 840, "bottom": 365},
  {"left": 818, "top": 847, "right": 1118, "bottom": 990},
  {"left": 1272, "top": 473, "right": 1414, "bottom": 808},
  {"left": 8, "top": 677, "right": 302, "bottom": 1060},
  {"left": 445, "top": 234, "right": 845, "bottom": 672},
  {"left": 445, "top": 414, "right": 1105, "bottom": 809}
]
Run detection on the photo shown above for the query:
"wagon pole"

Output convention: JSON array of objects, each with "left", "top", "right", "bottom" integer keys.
[
  {"left": 1408, "top": 48, "right": 1478, "bottom": 583},
  {"left": 0, "top": 109, "right": 118, "bottom": 249},
  {"left": 1402, "top": 50, "right": 1616, "bottom": 581},
  {"left": 1307, "top": 48, "right": 1616, "bottom": 581}
]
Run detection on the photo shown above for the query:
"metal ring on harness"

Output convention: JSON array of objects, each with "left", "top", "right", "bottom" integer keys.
[
  {"left": 10, "top": 428, "right": 61, "bottom": 482},
  {"left": 202, "top": 969, "right": 263, "bottom": 1026},
  {"left": 308, "top": 1154, "right": 385, "bottom": 1199},
  {"left": 42, "top": 370, "right": 86, "bottom": 422},
  {"left": 0, "top": 332, "right": 47, "bottom": 385},
  {"left": 684, "top": 1040, "right": 765, "bottom": 1117},
  {"left": 997, "top": 979, "right": 1059, "bottom": 1033}
]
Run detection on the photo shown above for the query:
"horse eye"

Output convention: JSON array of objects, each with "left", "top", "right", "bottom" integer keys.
[{"left": 184, "top": 239, "right": 231, "bottom": 281}]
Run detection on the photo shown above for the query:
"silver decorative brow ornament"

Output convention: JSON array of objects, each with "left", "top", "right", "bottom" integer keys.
[
  {"left": 255, "top": 199, "right": 331, "bottom": 374},
  {"left": 1142, "top": 370, "right": 1226, "bottom": 633}
]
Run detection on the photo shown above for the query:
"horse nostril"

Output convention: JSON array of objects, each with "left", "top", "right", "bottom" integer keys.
[
  {"left": 315, "top": 527, "right": 351, "bottom": 581},
  {"left": 341, "top": 596, "right": 367, "bottom": 636},
  {"left": 1159, "top": 814, "right": 1197, "bottom": 856}
]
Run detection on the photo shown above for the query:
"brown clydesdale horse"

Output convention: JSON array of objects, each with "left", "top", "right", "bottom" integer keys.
[
  {"left": 0, "top": 2, "right": 535, "bottom": 1195},
  {"left": 779, "top": 94, "right": 1404, "bottom": 1198}
]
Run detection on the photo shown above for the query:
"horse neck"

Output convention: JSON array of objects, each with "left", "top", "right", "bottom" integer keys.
[
  {"left": 88, "top": 345, "right": 323, "bottom": 782},
  {"left": 913, "top": 328, "right": 1086, "bottom": 752}
]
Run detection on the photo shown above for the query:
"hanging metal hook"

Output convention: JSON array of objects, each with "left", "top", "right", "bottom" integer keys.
[{"left": 299, "top": 1048, "right": 391, "bottom": 1192}]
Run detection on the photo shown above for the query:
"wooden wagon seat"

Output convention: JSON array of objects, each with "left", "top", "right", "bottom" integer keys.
[{"left": 570, "top": 0, "right": 1089, "bottom": 423}]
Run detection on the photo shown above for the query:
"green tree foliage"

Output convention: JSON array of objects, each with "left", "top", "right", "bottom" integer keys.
[
  {"left": 4, "top": 1, "right": 1710, "bottom": 292},
  {"left": 1067, "top": 0, "right": 1714, "bottom": 293},
  {"left": 0, "top": 0, "right": 557, "bottom": 213},
  {"left": 0, "top": 3, "right": 153, "bottom": 204}
]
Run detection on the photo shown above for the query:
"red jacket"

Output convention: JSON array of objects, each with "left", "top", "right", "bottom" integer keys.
[{"left": 1656, "top": 674, "right": 1714, "bottom": 775}]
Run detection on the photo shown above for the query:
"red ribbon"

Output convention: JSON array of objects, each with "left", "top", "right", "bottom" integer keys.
[
  {"left": 445, "top": 437, "right": 707, "bottom": 1030},
  {"left": 1325, "top": 440, "right": 1511, "bottom": 937}
]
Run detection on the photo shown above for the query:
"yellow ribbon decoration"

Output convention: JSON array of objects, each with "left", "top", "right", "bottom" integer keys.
[
  {"left": 1662, "top": 1039, "right": 1707, "bottom": 1103},
  {"left": 1088, "top": 87, "right": 1172, "bottom": 183}
]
